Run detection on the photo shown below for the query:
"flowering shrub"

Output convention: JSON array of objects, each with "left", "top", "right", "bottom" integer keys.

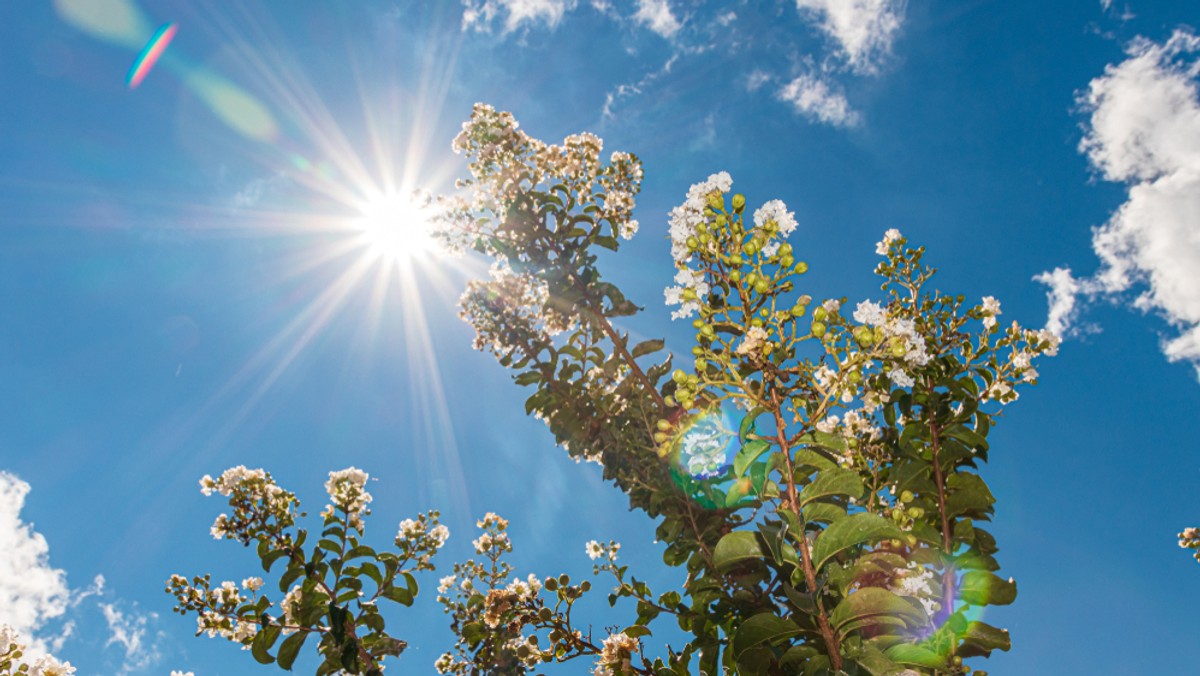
[
  {"left": 166, "top": 104, "right": 1060, "bottom": 675},
  {"left": 433, "top": 103, "right": 1059, "bottom": 675},
  {"left": 0, "top": 625, "right": 75, "bottom": 676},
  {"left": 167, "top": 466, "right": 445, "bottom": 674}
]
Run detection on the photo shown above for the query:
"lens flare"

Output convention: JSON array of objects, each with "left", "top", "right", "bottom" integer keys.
[
  {"left": 354, "top": 192, "right": 434, "bottom": 263},
  {"left": 127, "top": 22, "right": 176, "bottom": 89}
]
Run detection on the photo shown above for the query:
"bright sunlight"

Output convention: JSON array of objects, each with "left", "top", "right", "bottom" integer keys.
[{"left": 355, "top": 191, "right": 434, "bottom": 262}]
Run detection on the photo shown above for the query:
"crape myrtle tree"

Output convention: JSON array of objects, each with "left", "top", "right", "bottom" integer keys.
[{"left": 149, "top": 103, "right": 1059, "bottom": 676}]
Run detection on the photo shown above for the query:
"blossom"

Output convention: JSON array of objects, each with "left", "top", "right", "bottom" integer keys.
[
  {"left": 664, "top": 267, "right": 710, "bottom": 320},
  {"left": 735, "top": 326, "right": 770, "bottom": 357},
  {"left": 981, "top": 296, "right": 1002, "bottom": 330},
  {"left": 752, "top": 199, "right": 798, "bottom": 237},
  {"left": 585, "top": 540, "right": 605, "bottom": 560},
  {"left": 593, "top": 631, "right": 640, "bottom": 676},
  {"left": 241, "top": 577, "right": 263, "bottom": 592},
  {"left": 889, "top": 368, "right": 915, "bottom": 388},
  {"left": 875, "top": 228, "right": 902, "bottom": 255},
  {"left": 852, "top": 300, "right": 887, "bottom": 327},
  {"left": 438, "top": 576, "right": 456, "bottom": 594},
  {"left": 822, "top": 298, "right": 841, "bottom": 314},
  {"left": 668, "top": 171, "right": 733, "bottom": 263}
]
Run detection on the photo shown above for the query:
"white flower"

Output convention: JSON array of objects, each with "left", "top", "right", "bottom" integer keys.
[
  {"left": 593, "top": 631, "right": 640, "bottom": 676},
  {"left": 585, "top": 540, "right": 605, "bottom": 560},
  {"left": 668, "top": 171, "right": 733, "bottom": 263},
  {"left": 889, "top": 369, "right": 914, "bottom": 388},
  {"left": 852, "top": 300, "right": 887, "bottom": 327},
  {"left": 736, "top": 326, "right": 770, "bottom": 357},
  {"left": 981, "top": 296, "right": 1001, "bottom": 330},
  {"left": 815, "top": 415, "right": 840, "bottom": 434},
  {"left": 875, "top": 228, "right": 902, "bottom": 255},
  {"left": 822, "top": 299, "right": 841, "bottom": 313},
  {"left": 752, "top": 199, "right": 798, "bottom": 237},
  {"left": 438, "top": 576, "right": 456, "bottom": 594},
  {"left": 242, "top": 576, "right": 263, "bottom": 592},
  {"left": 665, "top": 266, "right": 710, "bottom": 320}
]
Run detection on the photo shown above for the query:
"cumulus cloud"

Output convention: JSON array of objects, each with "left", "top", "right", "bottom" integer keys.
[
  {"left": 794, "top": 0, "right": 906, "bottom": 74},
  {"left": 462, "top": 0, "right": 576, "bottom": 33},
  {"left": 777, "top": 73, "right": 861, "bottom": 127},
  {"left": 0, "top": 471, "right": 70, "bottom": 658},
  {"left": 632, "top": 0, "right": 681, "bottom": 38},
  {"left": 1038, "top": 29, "right": 1200, "bottom": 378}
]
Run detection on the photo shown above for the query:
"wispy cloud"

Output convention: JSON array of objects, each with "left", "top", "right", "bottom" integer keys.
[
  {"left": 0, "top": 471, "right": 71, "bottom": 658},
  {"left": 777, "top": 72, "right": 860, "bottom": 127},
  {"left": 100, "top": 601, "right": 162, "bottom": 675},
  {"left": 632, "top": 0, "right": 682, "bottom": 39},
  {"left": 793, "top": 0, "right": 906, "bottom": 75},
  {"left": 461, "top": 0, "right": 578, "bottom": 34},
  {"left": 601, "top": 55, "right": 678, "bottom": 120},
  {"left": 1038, "top": 29, "right": 1200, "bottom": 378}
]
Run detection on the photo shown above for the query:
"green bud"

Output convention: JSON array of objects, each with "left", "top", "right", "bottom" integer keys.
[
  {"left": 743, "top": 242, "right": 756, "bottom": 256},
  {"left": 849, "top": 370, "right": 862, "bottom": 383},
  {"left": 907, "top": 506, "right": 925, "bottom": 519},
  {"left": 745, "top": 272, "right": 758, "bottom": 286},
  {"left": 812, "top": 321, "right": 827, "bottom": 338},
  {"left": 698, "top": 233, "right": 710, "bottom": 245},
  {"left": 732, "top": 194, "right": 746, "bottom": 211},
  {"left": 653, "top": 432, "right": 667, "bottom": 443},
  {"left": 780, "top": 255, "right": 794, "bottom": 268},
  {"left": 682, "top": 288, "right": 698, "bottom": 301},
  {"left": 672, "top": 369, "right": 687, "bottom": 383},
  {"left": 795, "top": 261, "right": 808, "bottom": 274},
  {"left": 750, "top": 318, "right": 764, "bottom": 328},
  {"left": 544, "top": 577, "right": 559, "bottom": 591},
  {"left": 754, "top": 279, "right": 770, "bottom": 294},
  {"left": 780, "top": 243, "right": 793, "bottom": 256},
  {"left": 580, "top": 580, "right": 592, "bottom": 592},
  {"left": 728, "top": 270, "right": 741, "bottom": 282},
  {"left": 691, "top": 346, "right": 703, "bottom": 356},
  {"left": 892, "top": 343, "right": 907, "bottom": 357},
  {"left": 686, "top": 236, "right": 699, "bottom": 250},
  {"left": 791, "top": 304, "right": 806, "bottom": 317},
  {"left": 873, "top": 326, "right": 886, "bottom": 343},
  {"left": 695, "top": 358, "right": 706, "bottom": 370},
  {"left": 900, "top": 490, "right": 914, "bottom": 503},
  {"left": 701, "top": 325, "right": 715, "bottom": 338},
  {"left": 715, "top": 214, "right": 727, "bottom": 227},
  {"left": 691, "top": 319, "right": 703, "bottom": 329},
  {"left": 729, "top": 254, "right": 743, "bottom": 265},
  {"left": 813, "top": 307, "right": 828, "bottom": 322},
  {"left": 707, "top": 192, "right": 724, "bottom": 210},
  {"left": 656, "top": 419, "right": 672, "bottom": 431}
]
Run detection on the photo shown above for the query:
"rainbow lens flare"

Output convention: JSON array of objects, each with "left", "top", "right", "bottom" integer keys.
[{"left": 126, "top": 22, "right": 176, "bottom": 89}]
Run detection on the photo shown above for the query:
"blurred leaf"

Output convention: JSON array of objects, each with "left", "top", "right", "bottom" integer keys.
[
  {"left": 798, "top": 468, "right": 863, "bottom": 506},
  {"left": 731, "top": 613, "right": 801, "bottom": 659},
  {"left": 958, "top": 571, "right": 1017, "bottom": 606},
  {"left": 734, "top": 440, "right": 772, "bottom": 478},
  {"left": 632, "top": 339, "right": 665, "bottom": 359},
  {"left": 713, "top": 531, "right": 764, "bottom": 572}
]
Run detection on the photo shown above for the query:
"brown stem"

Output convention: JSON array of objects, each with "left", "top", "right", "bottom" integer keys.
[
  {"left": 928, "top": 417, "right": 955, "bottom": 625},
  {"left": 585, "top": 306, "right": 667, "bottom": 411},
  {"left": 771, "top": 392, "right": 842, "bottom": 671}
]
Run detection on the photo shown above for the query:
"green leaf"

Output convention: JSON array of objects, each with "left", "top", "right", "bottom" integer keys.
[
  {"left": 945, "top": 473, "right": 995, "bottom": 518},
  {"left": 739, "top": 408, "right": 767, "bottom": 443},
  {"left": 251, "top": 626, "right": 275, "bottom": 665},
  {"left": 798, "top": 468, "right": 863, "bottom": 506},
  {"left": 829, "top": 587, "right": 927, "bottom": 633},
  {"left": 713, "top": 531, "right": 764, "bottom": 572},
  {"left": 514, "top": 371, "right": 541, "bottom": 386},
  {"left": 261, "top": 549, "right": 289, "bottom": 573},
  {"left": 731, "top": 613, "right": 801, "bottom": 659},
  {"left": 631, "top": 339, "right": 665, "bottom": 359},
  {"left": 958, "top": 571, "right": 1017, "bottom": 606},
  {"left": 944, "top": 424, "right": 988, "bottom": 452},
  {"left": 733, "top": 440, "right": 772, "bottom": 478},
  {"left": 381, "top": 584, "right": 414, "bottom": 606},
  {"left": 462, "top": 621, "right": 486, "bottom": 648},
  {"left": 812, "top": 513, "right": 904, "bottom": 571},
  {"left": 958, "top": 620, "right": 1012, "bottom": 657},
  {"left": 277, "top": 630, "right": 307, "bottom": 670},
  {"left": 622, "top": 625, "right": 652, "bottom": 638},
  {"left": 884, "top": 643, "right": 947, "bottom": 669}
]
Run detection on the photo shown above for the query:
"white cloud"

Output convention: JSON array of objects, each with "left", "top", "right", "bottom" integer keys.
[
  {"left": 794, "top": 0, "right": 906, "bottom": 74},
  {"left": 633, "top": 0, "right": 681, "bottom": 38},
  {"left": 601, "top": 55, "right": 678, "bottom": 120},
  {"left": 100, "top": 601, "right": 161, "bottom": 674},
  {"left": 777, "top": 73, "right": 860, "bottom": 127},
  {"left": 1039, "top": 30, "right": 1200, "bottom": 378},
  {"left": 746, "top": 69, "right": 772, "bottom": 92},
  {"left": 462, "top": 0, "right": 576, "bottom": 33},
  {"left": 0, "top": 472, "right": 70, "bottom": 658}
]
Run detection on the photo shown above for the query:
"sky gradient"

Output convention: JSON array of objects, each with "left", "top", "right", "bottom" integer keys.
[{"left": 2, "top": 1, "right": 1199, "bottom": 673}]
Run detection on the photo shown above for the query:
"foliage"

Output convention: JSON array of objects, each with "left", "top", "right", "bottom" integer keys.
[
  {"left": 165, "top": 103, "right": 1061, "bottom": 675},
  {"left": 433, "top": 103, "right": 1059, "bottom": 675},
  {"left": 166, "top": 466, "right": 444, "bottom": 674}
]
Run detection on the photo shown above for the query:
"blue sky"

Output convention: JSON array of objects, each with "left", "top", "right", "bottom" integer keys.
[{"left": 2, "top": 0, "right": 1199, "bottom": 673}]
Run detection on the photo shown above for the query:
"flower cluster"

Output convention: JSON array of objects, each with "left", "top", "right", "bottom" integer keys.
[
  {"left": 0, "top": 625, "right": 76, "bottom": 676},
  {"left": 593, "top": 631, "right": 640, "bottom": 676},
  {"left": 166, "top": 574, "right": 260, "bottom": 647},
  {"left": 472, "top": 512, "right": 512, "bottom": 555},
  {"left": 667, "top": 171, "right": 732, "bottom": 264},
  {"left": 395, "top": 510, "right": 450, "bottom": 571},
  {"left": 199, "top": 466, "right": 298, "bottom": 545},
  {"left": 323, "top": 466, "right": 372, "bottom": 531},
  {"left": 1180, "top": 526, "right": 1200, "bottom": 563}
]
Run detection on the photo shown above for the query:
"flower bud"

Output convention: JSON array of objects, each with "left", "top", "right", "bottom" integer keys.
[
  {"left": 732, "top": 194, "right": 745, "bottom": 211},
  {"left": 781, "top": 255, "right": 794, "bottom": 268},
  {"left": 656, "top": 419, "right": 672, "bottom": 431},
  {"left": 707, "top": 192, "right": 724, "bottom": 210},
  {"left": 686, "top": 236, "right": 699, "bottom": 250},
  {"left": 795, "top": 261, "right": 808, "bottom": 274},
  {"left": 672, "top": 369, "right": 687, "bottom": 383},
  {"left": 728, "top": 270, "right": 741, "bottom": 282},
  {"left": 812, "top": 321, "right": 827, "bottom": 338},
  {"left": 813, "top": 307, "right": 828, "bottom": 322},
  {"left": 900, "top": 490, "right": 914, "bottom": 503},
  {"left": 754, "top": 279, "right": 770, "bottom": 294}
]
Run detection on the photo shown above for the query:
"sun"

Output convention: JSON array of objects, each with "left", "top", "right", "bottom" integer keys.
[{"left": 354, "top": 191, "right": 434, "bottom": 262}]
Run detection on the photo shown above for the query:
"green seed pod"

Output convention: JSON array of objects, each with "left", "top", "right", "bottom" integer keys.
[
  {"left": 743, "top": 242, "right": 756, "bottom": 256},
  {"left": 698, "top": 234, "right": 710, "bottom": 245},
  {"left": 730, "top": 254, "right": 743, "bottom": 266},
  {"left": 701, "top": 325, "right": 715, "bottom": 338},
  {"left": 907, "top": 506, "right": 925, "bottom": 518},
  {"left": 695, "top": 358, "right": 707, "bottom": 370},
  {"left": 780, "top": 243, "right": 793, "bottom": 256},
  {"left": 849, "top": 370, "right": 862, "bottom": 383},
  {"left": 745, "top": 272, "right": 758, "bottom": 286},
  {"left": 692, "top": 319, "right": 703, "bottom": 329},
  {"left": 715, "top": 214, "right": 727, "bottom": 227},
  {"left": 892, "top": 343, "right": 907, "bottom": 357},
  {"left": 873, "top": 326, "right": 886, "bottom": 343}
]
